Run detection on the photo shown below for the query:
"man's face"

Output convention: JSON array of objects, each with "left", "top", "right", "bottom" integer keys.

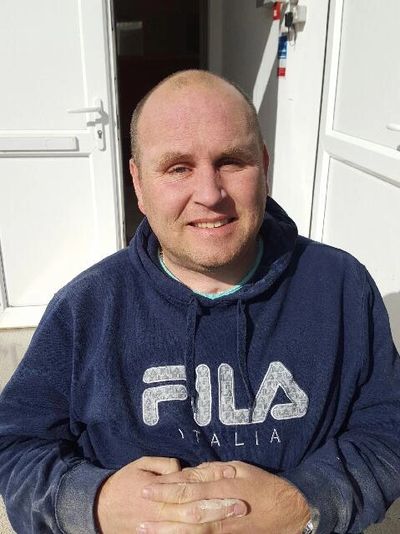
[{"left": 130, "top": 84, "right": 268, "bottom": 278}]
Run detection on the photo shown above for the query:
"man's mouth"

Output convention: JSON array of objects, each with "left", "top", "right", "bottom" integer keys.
[{"left": 191, "top": 218, "right": 234, "bottom": 229}]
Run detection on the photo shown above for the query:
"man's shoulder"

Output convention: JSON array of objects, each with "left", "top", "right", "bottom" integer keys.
[
  {"left": 293, "top": 235, "right": 367, "bottom": 285},
  {"left": 52, "top": 247, "right": 136, "bottom": 308}
]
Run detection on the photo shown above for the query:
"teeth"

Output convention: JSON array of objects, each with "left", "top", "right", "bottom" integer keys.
[{"left": 194, "top": 219, "right": 230, "bottom": 229}]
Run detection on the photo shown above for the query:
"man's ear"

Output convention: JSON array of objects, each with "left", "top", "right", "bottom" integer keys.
[
  {"left": 262, "top": 144, "right": 270, "bottom": 196},
  {"left": 129, "top": 158, "right": 146, "bottom": 215}
]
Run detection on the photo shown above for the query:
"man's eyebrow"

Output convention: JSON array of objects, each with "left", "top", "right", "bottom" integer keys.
[
  {"left": 156, "top": 152, "right": 193, "bottom": 169},
  {"left": 218, "top": 144, "right": 259, "bottom": 162},
  {"left": 155, "top": 144, "right": 259, "bottom": 169}
]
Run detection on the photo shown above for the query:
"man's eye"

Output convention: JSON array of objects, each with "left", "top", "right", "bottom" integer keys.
[{"left": 169, "top": 166, "right": 189, "bottom": 174}]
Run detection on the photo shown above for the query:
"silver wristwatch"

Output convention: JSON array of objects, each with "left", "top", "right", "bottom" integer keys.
[
  {"left": 302, "top": 519, "right": 315, "bottom": 533},
  {"left": 303, "top": 506, "right": 319, "bottom": 533}
]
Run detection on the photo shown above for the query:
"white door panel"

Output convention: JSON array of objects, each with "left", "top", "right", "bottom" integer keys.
[
  {"left": 324, "top": 132, "right": 400, "bottom": 185},
  {"left": 0, "top": 0, "right": 123, "bottom": 327},
  {"left": 333, "top": 0, "right": 400, "bottom": 151},
  {"left": 323, "top": 160, "right": 400, "bottom": 297},
  {"left": 0, "top": 158, "right": 97, "bottom": 306},
  {"left": 0, "top": 3, "right": 85, "bottom": 131},
  {"left": 312, "top": 0, "right": 400, "bottom": 350}
]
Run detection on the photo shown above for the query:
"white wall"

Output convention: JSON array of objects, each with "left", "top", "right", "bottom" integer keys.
[{"left": 208, "top": 0, "right": 329, "bottom": 236}]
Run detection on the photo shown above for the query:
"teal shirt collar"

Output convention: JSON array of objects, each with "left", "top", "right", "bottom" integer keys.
[{"left": 158, "top": 238, "right": 264, "bottom": 300}]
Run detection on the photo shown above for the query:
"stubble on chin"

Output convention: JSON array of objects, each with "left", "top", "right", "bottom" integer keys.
[{"left": 165, "top": 237, "right": 258, "bottom": 278}]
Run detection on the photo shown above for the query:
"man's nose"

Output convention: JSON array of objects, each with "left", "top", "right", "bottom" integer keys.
[{"left": 192, "top": 166, "right": 227, "bottom": 207}]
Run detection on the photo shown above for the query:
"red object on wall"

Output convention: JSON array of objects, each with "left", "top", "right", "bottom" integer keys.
[{"left": 273, "top": 2, "right": 282, "bottom": 20}]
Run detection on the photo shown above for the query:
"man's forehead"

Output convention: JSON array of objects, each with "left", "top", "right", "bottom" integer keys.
[
  {"left": 140, "top": 83, "right": 248, "bottom": 131},
  {"left": 134, "top": 77, "right": 262, "bottom": 166}
]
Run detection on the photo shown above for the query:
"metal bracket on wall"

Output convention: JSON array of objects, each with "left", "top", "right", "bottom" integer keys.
[{"left": 256, "top": 0, "right": 277, "bottom": 7}]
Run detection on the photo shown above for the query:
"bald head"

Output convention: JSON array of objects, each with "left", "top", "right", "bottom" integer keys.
[{"left": 130, "top": 70, "right": 263, "bottom": 165}]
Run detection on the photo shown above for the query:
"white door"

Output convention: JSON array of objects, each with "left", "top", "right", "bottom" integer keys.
[
  {"left": 311, "top": 0, "right": 400, "bottom": 350},
  {"left": 0, "top": 0, "right": 124, "bottom": 328}
]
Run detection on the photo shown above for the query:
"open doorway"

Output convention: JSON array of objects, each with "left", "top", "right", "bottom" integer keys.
[{"left": 112, "top": 0, "right": 208, "bottom": 243}]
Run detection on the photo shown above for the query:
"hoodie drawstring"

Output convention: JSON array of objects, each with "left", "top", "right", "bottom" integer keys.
[
  {"left": 184, "top": 297, "right": 198, "bottom": 410},
  {"left": 185, "top": 297, "right": 256, "bottom": 419},
  {"left": 236, "top": 300, "right": 255, "bottom": 411}
]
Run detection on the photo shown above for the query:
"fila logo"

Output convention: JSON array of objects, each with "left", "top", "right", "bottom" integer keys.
[{"left": 142, "top": 361, "right": 308, "bottom": 427}]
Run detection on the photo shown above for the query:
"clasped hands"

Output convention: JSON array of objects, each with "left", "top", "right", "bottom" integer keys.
[{"left": 96, "top": 457, "right": 311, "bottom": 534}]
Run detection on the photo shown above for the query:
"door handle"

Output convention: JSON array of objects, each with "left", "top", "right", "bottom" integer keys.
[
  {"left": 67, "top": 98, "right": 103, "bottom": 116},
  {"left": 386, "top": 123, "right": 400, "bottom": 132},
  {"left": 67, "top": 98, "right": 105, "bottom": 151},
  {"left": 67, "top": 105, "right": 103, "bottom": 114}
]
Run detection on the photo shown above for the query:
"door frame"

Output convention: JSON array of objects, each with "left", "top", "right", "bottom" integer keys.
[
  {"left": 310, "top": 0, "right": 339, "bottom": 241},
  {"left": 106, "top": 0, "right": 125, "bottom": 247}
]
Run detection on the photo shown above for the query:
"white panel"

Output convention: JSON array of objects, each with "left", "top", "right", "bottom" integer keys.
[
  {"left": 323, "top": 159, "right": 400, "bottom": 299},
  {"left": 333, "top": 0, "right": 400, "bottom": 150},
  {"left": 0, "top": 1, "right": 85, "bottom": 131},
  {"left": 0, "top": 157, "right": 97, "bottom": 306},
  {"left": 0, "top": 137, "right": 78, "bottom": 152}
]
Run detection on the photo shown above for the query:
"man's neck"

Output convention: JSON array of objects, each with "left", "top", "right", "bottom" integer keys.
[{"left": 159, "top": 239, "right": 262, "bottom": 295}]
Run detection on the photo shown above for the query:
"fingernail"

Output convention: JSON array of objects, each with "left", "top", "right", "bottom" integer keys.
[
  {"left": 141, "top": 486, "right": 153, "bottom": 499},
  {"left": 222, "top": 466, "right": 235, "bottom": 478},
  {"left": 136, "top": 524, "right": 147, "bottom": 534},
  {"left": 233, "top": 502, "right": 247, "bottom": 517},
  {"left": 223, "top": 500, "right": 247, "bottom": 518}
]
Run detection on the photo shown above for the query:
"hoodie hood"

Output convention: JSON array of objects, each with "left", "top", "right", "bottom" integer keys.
[{"left": 128, "top": 196, "right": 298, "bottom": 416}]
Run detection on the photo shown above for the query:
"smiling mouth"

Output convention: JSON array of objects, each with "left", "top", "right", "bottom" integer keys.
[{"left": 191, "top": 218, "right": 234, "bottom": 229}]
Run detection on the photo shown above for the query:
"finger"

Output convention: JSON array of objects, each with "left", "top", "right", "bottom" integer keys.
[
  {"left": 197, "top": 461, "right": 243, "bottom": 477},
  {"left": 142, "top": 479, "right": 232, "bottom": 504},
  {"left": 136, "top": 456, "right": 181, "bottom": 475},
  {"left": 160, "top": 463, "right": 236, "bottom": 484},
  {"left": 136, "top": 518, "right": 233, "bottom": 534},
  {"left": 196, "top": 461, "right": 231, "bottom": 470},
  {"left": 161, "top": 498, "right": 247, "bottom": 524}
]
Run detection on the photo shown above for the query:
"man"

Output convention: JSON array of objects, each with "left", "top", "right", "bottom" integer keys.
[{"left": 0, "top": 70, "right": 399, "bottom": 534}]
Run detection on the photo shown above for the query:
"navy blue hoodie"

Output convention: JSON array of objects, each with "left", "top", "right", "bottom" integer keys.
[{"left": 0, "top": 198, "right": 400, "bottom": 533}]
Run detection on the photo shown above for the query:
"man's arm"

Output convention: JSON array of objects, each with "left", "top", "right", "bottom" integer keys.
[
  {"left": 143, "top": 270, "right": 400, "bottom": 534},
  {"left": 0, "top": 295, "right": 246, "bottom": 533},
  {"left": 282, "top": 271, "right": 400, "bottom": 532},
  {"left": 0, "top": 295, "right": 114, "bottom": 533}
]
